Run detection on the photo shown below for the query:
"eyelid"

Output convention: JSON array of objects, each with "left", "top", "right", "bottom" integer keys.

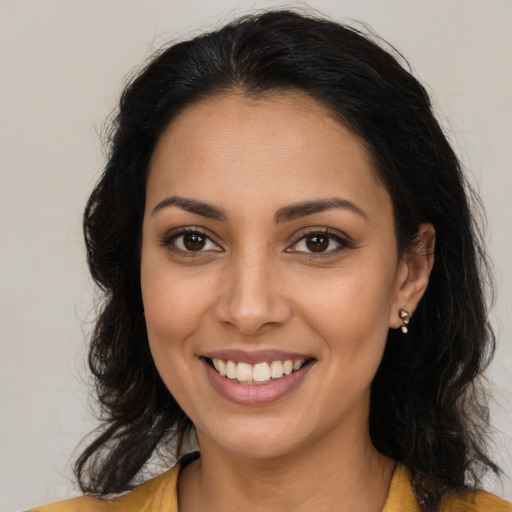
[
  {"left": 285, "top": 227, "right": 353, "bottom": 256},
  {"left": 160, "top": 226, "right": 223, "bottom": 254},
  {"left": 159, "top": 225, "right": 352, "bottom": 257}
]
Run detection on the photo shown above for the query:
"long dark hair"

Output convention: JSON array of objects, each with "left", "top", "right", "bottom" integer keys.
[{"left": 76, "top": 10, "right": 498, "bottom": 511}]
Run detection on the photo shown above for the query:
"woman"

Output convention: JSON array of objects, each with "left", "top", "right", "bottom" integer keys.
[{"left": 30, "top": 10, "right": 511, "bottom": 512}]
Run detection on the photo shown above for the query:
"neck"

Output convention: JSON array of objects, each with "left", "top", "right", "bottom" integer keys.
[{"left": 178, "top": 426, "right": 395, "bottom": 512}]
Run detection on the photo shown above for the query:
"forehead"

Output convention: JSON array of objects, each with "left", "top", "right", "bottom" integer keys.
[{"left": 146, "top": 91, "right": 391, "bottom": 224}]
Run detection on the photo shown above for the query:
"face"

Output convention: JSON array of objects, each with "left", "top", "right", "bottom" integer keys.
[{"left": 141, "top": 91, "right": 416, "bottom": 460}]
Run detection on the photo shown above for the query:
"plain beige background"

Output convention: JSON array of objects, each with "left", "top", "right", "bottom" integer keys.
[{"left": 1, "top": 1, "right": 511, "bottom": 510}]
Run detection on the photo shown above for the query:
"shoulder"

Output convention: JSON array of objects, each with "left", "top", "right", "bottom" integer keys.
[
  {"left": 440, "top": 490, "right": 512, "bottom": 512},
  {"left": 384, "top": 464, "right": 511, "bottom": 512},
  {"left": 27, "top": 465, "right": 180, "bottom": 512}
]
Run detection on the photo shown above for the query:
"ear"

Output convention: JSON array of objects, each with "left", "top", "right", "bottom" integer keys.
[{"left": 389, "top": 223, "right": 435, "bottom": 329}]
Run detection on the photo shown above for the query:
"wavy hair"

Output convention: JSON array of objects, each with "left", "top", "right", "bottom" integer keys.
[{"left": 76, "top": 10, "right": 498, "bottom": 511}]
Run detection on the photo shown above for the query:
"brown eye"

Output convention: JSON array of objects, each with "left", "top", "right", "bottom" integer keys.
[
  {"left": 287, "top": 229, "right": 349, "bottom": 256},
  {"left": 305, "top": 235, "right": 329, "bottom": 252},
  {"left": 183, "top": 233, "right": 206, "bottom": 251},
  {"left": 164, "top": 230, "right": 221, "bottom": 254}
]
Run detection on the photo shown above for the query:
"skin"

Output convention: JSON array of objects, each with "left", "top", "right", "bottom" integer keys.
[{"left": 141, "top": 91, "right": 435, "bottom": 512}]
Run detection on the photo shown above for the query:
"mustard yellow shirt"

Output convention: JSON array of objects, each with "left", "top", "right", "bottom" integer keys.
[{"left": 29, "top": 463, "right": 511, "bottom": 512}]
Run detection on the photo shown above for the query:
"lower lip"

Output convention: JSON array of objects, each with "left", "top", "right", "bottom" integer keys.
[{"left": 202, "top": 359, "right": 314, "bottom": 406}]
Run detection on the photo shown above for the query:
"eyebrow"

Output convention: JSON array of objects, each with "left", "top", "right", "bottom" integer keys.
[
  {"left": 151, "top": 196, "right": 228, "bottom": 221},
  {"left": 274, "top": 198, "right": 368, "bottom": 223},
  {"left": 151, "top": 195, "right": 368, "bottom": 223}
]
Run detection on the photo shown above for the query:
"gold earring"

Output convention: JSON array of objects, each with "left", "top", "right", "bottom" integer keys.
[{"left": 399, "top": 309, "right": 410, "bottom": 334}]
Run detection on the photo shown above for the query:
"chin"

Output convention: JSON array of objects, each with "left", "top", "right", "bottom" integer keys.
[{"left": 196, "top": 418, "right": 309, "bottom": 460}]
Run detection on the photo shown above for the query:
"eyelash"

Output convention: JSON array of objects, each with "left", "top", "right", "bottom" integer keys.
[
  {"left": 160, "top": 227, "right": 352, "bottom": 258},
  {"left": 286, "top": 228, "right": 352, "bottom": 258},
  {"left": 160, "top": 227, "right": 221, "bottom": 257}
]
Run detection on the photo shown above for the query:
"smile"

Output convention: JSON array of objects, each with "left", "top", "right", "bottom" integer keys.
[
  {"left": 201, "top": 352, "right": 316, "bottom": 405},
  {"left": 209, "top": 358, "right": 308, "bottom": 385}
]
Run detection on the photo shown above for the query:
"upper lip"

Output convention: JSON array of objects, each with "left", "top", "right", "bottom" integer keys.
[{"left": 201, "top": 349, "right": 314, "bottom": 364}]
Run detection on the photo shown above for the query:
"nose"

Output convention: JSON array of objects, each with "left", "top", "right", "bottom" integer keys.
[{"left": 214, "top": 250, "right": 292, "bottom": 336}]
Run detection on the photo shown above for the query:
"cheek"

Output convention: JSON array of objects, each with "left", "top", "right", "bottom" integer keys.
[
  {"left": 292, "top": 261, "right": 397, "bottom": 379},
  {"left": 140, "top": 245, "right": 214, "bottom": 378},
  {"left": 299, "top": 269, "right": 395, "bottom": 335},
  {"left": 142, "top": 272, "right": 212, "bottom": 349},
  {"left": 298, "top": 271, "right": 396, "bottom": 418},
  {"left": 141, "top": 269, "right": 212, "bottom": 413}
]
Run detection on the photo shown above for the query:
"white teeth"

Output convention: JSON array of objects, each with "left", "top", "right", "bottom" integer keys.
[
  {"left": 217, "top": 359, "right": 226, "bottom": 377},
  {"left": 236, "top": 362, "right": 253, "bottom": 382},
  {"left": 253, "top": 362, "right": 270, "bottom": 382},
  {"left": 283, "top": 360, "right": 293, "bottom": 375},
  {"left": 293, "top": 359, "right": 305, "bottom": 371},
  {"left": 226, "top": 360, "right": 237, "bottom": 379},
  {"left": 270, "top": 360, "right": 284, "bottom": 379},
  {"left": 210, "top": 357, "right": 308, "bottom": 384}
]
